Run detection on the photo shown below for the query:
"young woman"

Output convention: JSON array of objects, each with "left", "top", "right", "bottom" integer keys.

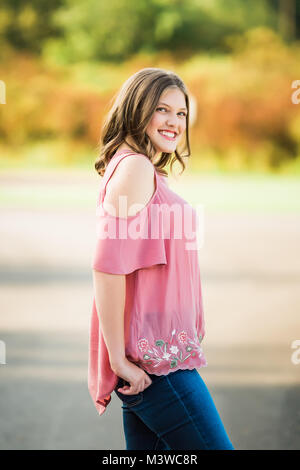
[{"left": 88, "top": 68, "right": 235, "bottom": 450}]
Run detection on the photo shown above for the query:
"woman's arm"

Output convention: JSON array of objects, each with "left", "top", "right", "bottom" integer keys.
[
  {"left": 92, "top": 268, "right": 152, "bottom": 394},
  {"left": 92, "top": 269, "right": 126, "bottom": 371},
  {"left": 91, "top": 155, "right": 155, "bottom": 392},
  {"left": 93, "top": 155, "right": 155, "bottom": 369}
]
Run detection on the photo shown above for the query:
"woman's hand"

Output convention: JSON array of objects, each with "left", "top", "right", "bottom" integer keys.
[{"left": 112, "top": 358, "right": 152, "bottom": 395}]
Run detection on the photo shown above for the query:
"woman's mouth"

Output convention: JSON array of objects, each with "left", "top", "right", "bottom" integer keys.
[{"left": 158, "top": 130, "right": 177, "bottom": 141}]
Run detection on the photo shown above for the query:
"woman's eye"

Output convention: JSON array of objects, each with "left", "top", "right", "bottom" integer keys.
[{"left": 157, "top": 107, "right": 186, "bottom": 117}]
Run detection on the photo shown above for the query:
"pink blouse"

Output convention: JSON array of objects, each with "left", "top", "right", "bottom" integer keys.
[{"left": 88, "top": 149, "right": 207, "bottom": 416}]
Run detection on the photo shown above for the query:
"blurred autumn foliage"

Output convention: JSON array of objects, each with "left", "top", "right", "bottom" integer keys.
[{"left": 0, "top": 0, "right": 300, "bottom": 173}]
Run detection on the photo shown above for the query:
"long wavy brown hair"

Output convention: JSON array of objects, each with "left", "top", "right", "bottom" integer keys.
[{"left": 94, "top": 68, "right": 191, "bottom": 178}]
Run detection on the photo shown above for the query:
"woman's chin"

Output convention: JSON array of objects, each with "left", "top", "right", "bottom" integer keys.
[{"left": 157, "top": 144, "right": 176, "bottom": 154}]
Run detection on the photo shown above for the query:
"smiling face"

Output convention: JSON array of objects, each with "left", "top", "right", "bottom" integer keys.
[{"left": 145, "top": 87, "right": 187, "bottom": 158}]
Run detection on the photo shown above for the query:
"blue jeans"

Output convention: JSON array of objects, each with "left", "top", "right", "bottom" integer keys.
[{"left": 114, "top": 368, "right": 235, "bottom": 450}]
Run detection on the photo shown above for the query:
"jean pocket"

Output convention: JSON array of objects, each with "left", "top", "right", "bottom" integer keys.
[{"left": 114, "top": 377, "right": 144, "bottom": 407}]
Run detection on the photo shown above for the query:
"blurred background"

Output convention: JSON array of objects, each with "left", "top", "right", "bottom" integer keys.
[{"left": 0, "top": 0, "right": 299, "bottom": 450}]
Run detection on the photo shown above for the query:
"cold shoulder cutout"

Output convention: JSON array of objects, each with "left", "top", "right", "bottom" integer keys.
[
  {"left": 92, "top": 149, "right": 167, "bottom": 274},
  {"left": 102, "top": 153, "right": 157, "bottom": 218}
]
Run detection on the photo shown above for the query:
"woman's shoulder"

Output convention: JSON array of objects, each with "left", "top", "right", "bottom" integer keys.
[
  {"left": 113, "top": 151, "right": 154, "bottom": 175},
  {"left": 103, "top": 152, "right": 156, "bottom": 217},
  {"left": 108, "top": 151, "right": 155, "bottom": 189}
]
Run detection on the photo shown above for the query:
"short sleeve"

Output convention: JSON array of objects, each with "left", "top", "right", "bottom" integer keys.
[{"left": 92, "top": 204, "right": 167, "bottom": 275}]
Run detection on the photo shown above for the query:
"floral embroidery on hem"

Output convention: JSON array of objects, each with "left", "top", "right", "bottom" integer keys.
[{"left": 137, "top": 329, "right": 204, "bottom": 370}]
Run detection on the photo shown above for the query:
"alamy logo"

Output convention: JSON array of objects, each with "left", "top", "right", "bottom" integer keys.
[
  {"left": 291, "top": 339, "right": 300, "bottom": 365},
  {"left": 291, "top": 80, "right": 300, "bottom": 104},
  {"left": 0, "top": 340, "right": 6, "bottom": 364},
  {"left": 0, "top": 80, "right": 6, "bottom": 104},
  {"left": 96, "top": 199, "right": 205, "bottom": 251}
]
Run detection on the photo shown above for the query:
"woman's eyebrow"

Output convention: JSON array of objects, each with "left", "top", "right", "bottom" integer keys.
[{"left": 158, "top": 102, "right": 187, "bottom": 110}]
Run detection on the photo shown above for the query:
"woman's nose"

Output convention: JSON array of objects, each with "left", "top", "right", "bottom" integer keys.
[{"left": 166, "top": 116, "right": 178, "bottom": 127}]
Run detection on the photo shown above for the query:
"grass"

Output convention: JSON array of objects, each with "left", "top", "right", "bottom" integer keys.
[
  {"left": 0, "top": 168, "right": 299, "bottom": 213},
  {"left": 170, "top": 173, "right": 300, "bottom": 213}
]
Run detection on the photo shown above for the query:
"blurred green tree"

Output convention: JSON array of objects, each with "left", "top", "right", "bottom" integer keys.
[
  {"left": 0, "top": 0, "right": 65, "bottom": 57},
  {"left": 1, "top": 0, "right": 298, "bottom": 63},
  {"left": 42, "top": 0, "right": 279, "bottom": 63}
]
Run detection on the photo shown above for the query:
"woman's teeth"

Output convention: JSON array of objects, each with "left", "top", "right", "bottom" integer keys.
[{"left": 158, "top": 130, "right": 176, "bottom": 141}]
